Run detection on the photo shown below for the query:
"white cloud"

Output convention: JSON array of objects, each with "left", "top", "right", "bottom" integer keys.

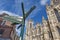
[
  {"left": 0, "top": 11, "right": 23, "bottom": 18},
  {"left": 0, "top": 11, "right": 18, "bottom": 16},
  {"left": 40, "top": 0, "right": 48, "bottom": 5}
]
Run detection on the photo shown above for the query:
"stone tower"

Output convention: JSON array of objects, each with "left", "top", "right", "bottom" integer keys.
[
  {"left": 46, "top": 0, "right": 60, "bottom": 40},
  {"left": 50, "top": 0, "right": 60, "bottom": 23}
]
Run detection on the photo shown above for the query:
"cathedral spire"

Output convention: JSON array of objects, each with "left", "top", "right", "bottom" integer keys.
[
  {"left": 42, "top": 16, "right": 47, "bottom": 23},
  {"left": 42, "top": 16, "right": 45, "bottom": 21}
]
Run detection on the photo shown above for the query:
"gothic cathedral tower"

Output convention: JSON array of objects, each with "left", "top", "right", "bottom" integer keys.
[{"left": 46, "top": 0, "right": 60, "bottom": 40}]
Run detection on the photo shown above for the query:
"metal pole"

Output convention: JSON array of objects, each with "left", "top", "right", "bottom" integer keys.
[{"left": 20, "top": 2, "right": 36, "bottom": 40}]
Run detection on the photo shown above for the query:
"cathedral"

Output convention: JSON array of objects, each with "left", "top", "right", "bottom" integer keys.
[{"left": 24, "top": 0, "right": 60, "bottom": 40}]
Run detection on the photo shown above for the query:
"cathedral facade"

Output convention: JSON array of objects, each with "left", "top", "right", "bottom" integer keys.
[{"left": 24, "top": 0, "right": 60, "bottom": 40}]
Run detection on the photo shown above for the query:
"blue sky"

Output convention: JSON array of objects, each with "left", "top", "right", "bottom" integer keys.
[
  {"left": 23, "top": 0, "right": 50, "bottom": 24},
  {"left": 0, "top": 0, "right": 50, "bottom": 24}
]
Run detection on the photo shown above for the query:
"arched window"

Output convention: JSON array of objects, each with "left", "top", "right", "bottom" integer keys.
[
  {"left": 54, "top": 8, "right": 60, "bottom": 22},
  {"left": 54, "top": 9, "right": 59, "bottom": 16},
  {"left": 56, "top": 26, "right": 60, "bottom": 35}
]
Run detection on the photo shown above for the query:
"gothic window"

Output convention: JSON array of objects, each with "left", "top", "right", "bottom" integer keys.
[
  {"left": 54, "top": 8, "right": 60, "bottom": 22},
  {"left": 48, "top": 31, "right": 53, "bottom": 40},
  {"left": 54, "top": 8, "right": 58, "bottom": 11},
  {"left": 56, "top": 26, "right": 60, "bottom": 35},
  {"left": 54, "top": 9, "right": 58, "bottom": 15}
]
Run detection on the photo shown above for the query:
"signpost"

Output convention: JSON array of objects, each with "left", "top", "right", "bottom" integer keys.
[{"left": 20, "top": 2, "right": 36, "bottom": 40}]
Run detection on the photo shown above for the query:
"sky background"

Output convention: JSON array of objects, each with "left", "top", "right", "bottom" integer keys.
[
  {"left": 0, "top": 0, "right": 50, "bottom": 37},
  {"left": 0, "top": 0, "right": 50, "bottom": 24}
]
